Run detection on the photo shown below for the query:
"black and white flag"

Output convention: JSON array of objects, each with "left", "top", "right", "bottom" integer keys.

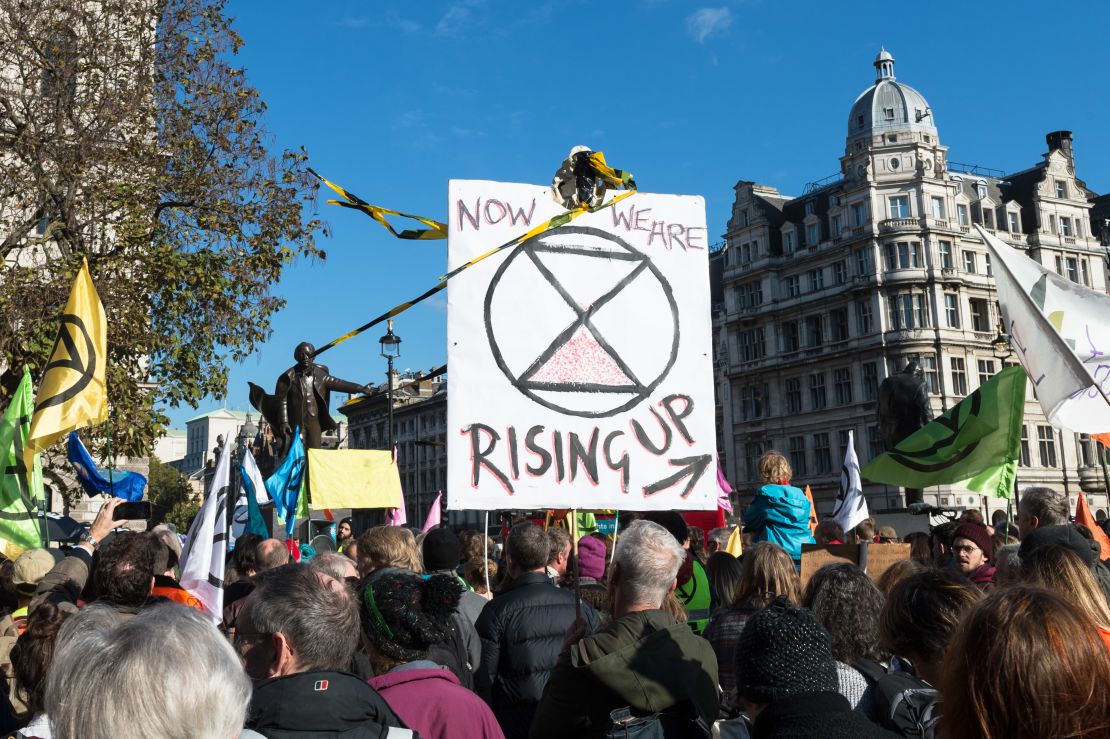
[
  {"left": 180, "top": 437, "right": 230, "bottom": 624},
  {"left": 832, "top": 430, "right": 869, "bottom": 534}
]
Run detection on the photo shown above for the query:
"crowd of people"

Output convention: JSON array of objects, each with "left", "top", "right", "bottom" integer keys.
[{"left": 0, "top": 451, "right": 1106, "bottom": 738}]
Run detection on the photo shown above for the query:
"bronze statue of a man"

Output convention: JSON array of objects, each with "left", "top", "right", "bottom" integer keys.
[
  {"left": 877, "top": 360, "right": 933, "bottom": 506},
  {"left": 249, "top": 342, "right": 371, "bottom": 458}
]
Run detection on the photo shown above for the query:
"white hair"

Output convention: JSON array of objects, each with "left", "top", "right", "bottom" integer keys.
[
  {"left": 708, "top": 527, "right": 731, "bottom": 549},
  {"left": 307, "top": 551, "right": 358, "bottom": 581},
  {"left": 613, "top": 520, "right": 686, "bottom": 607},
  {"left": 46, "top": 603, "right": 250, "bottom": 739}
]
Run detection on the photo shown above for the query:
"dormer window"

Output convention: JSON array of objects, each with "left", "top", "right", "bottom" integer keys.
[
  {"left": 883, "top": 107, "right": 895, "bottom": 120},
  {"left": 1055, "top": 180, "right": 1067, "bottom": 199},
  {"left": 976, "top": 183, "right": 987, "bottom": 199},
  {"left": 857, "top": 115, "right": 864, "bottom": 127},
  {"left": 805, "top": 200, "right": 816, "bottom": 216}
]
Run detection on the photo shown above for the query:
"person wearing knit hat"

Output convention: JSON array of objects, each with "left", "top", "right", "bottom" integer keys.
[
  {"left": 728, "top": 598, "right": 901, "bottom": 738},
  {"left": 421, "top": 526, "right": 485, "bottom": 676},
  {"left": 362, "top": 572, "right": 505, "bottom": 739},
  {"left": 575, "top": 536, "right": 610, "bottom": 619},
  {"left": 952, "top": 522, "right": 995, "bottom": 588}
]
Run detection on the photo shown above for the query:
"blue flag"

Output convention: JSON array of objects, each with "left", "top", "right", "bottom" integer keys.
[
  {"left": 66, "top": 433, "right": 146, "bottom": 502},
  {"left": 266, "top": 429, "right": 306, "bottom": 538},
  {"left": 238, "top": 448, "right": 271, "bottom": 539}
]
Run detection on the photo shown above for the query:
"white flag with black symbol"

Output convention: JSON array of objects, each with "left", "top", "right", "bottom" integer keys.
[
  {"left": 833, "top": 430, "right": 868, "bottom": 534},
  {"left": 179, "top": 438, "right": 230, "bottom": 624}
]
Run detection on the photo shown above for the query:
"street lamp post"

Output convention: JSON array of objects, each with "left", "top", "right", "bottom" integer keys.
[{"left": 379, "top": 319, "right": 402, "bottom": 451}]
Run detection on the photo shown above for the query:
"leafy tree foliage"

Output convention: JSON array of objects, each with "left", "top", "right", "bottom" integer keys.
[
  {"left": 0, "top": 0, "right": 325, "bottom": 461},
  {"left": 147, "top": 456, "right": 199, "bottom": 531}
]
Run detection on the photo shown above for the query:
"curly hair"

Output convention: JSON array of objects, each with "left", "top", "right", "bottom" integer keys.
[
  {"left": 801, "top": 563, "right": 889, "bottom": 662},
  {"left": 361, "top": 572, "right": 461, "bottom": 663},
  {"left": 94, "top": 532, "right": 157, "bottom": 608},
  {"left": 11, "top": 602, "right": 70, "bottom": 715}
]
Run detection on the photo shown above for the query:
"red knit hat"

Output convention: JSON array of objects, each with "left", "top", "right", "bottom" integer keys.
[{"left": 953, "top": 522, "right": 993, "bottom": 560}]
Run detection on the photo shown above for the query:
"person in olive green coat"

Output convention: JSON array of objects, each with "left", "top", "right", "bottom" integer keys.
[{"left": 529, "top": 520, "right": 720, "bottom": 739}]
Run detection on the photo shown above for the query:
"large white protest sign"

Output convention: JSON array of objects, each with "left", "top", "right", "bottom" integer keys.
[
  {"left": 447, "top": 180, "right": 716, "bottom": 511},
  {"left": 980, "top": 226, "right": 1110, "bottom": 432}
]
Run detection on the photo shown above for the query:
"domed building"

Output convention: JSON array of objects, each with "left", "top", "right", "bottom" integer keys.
[{"left": 716, "top": 50, "right": 1107, "bottom": 521}]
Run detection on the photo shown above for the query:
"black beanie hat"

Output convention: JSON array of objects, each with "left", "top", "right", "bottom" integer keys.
[
  {"left": 736, "top": 598, "right": 838, "bottom": 703},
  {"left": 422, "top": 527, "right": 461, "bottom": 572},
  {"left": 640, "top": 511, "right": 689, "bottom": 546},
  {"left": 361, "top": 572, "right": 461, "bottom": 662}
]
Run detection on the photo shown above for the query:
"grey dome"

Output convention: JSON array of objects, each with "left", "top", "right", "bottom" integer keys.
[{"left": 847, "top": 49, "right": 936, "bottom": 140}]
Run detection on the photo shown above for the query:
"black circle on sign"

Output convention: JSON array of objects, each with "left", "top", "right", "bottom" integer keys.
[
  {"left": 34, "top": 314, "right": 97, "bottom": 413},
  {"left": 483, "top": 225, "right": 680, "bottom": 418}
]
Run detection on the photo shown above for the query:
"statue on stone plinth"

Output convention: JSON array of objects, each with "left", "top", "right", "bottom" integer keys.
[{"left": 877, "top": 360, "right": 933, "bottom": 506}]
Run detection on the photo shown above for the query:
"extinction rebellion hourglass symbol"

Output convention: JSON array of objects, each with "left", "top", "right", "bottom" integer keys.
[{"left": 484, "top": 226, "right": 680, "bottom": 419}]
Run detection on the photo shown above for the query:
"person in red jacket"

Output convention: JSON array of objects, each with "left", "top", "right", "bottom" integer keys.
[{"left": 363, "top": 571, "right": 505, "bottom": 739}]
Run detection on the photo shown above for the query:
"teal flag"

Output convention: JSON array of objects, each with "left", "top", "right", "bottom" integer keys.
[
  {"left": 0, "top": 367, "right": 46, "bottom": 554},
  {"left": 862, "top": 366, "right": 1027, "bottom": 499}
]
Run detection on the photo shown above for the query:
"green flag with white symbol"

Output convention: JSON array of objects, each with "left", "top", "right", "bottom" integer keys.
[
  {"left": 0, "top": 367, "right": 46, "bottom": 555},
  {"left": 862, "top": 366, "right": 1027, "bottom": 499}
]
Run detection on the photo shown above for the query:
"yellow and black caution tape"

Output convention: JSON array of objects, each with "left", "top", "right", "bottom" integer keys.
[
  {"left": 308, "top": 168, "right": 447, "bottom": 241},
  {"left": 313, "top": 149, "right": 639, "bottom": 357}
]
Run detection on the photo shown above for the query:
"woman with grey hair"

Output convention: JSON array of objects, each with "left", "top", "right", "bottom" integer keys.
[{"left": 44, "top": 603, "right": 252, "bottom": 739}]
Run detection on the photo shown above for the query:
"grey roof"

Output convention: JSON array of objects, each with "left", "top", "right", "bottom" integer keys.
[{"left": 847, "top": 50, "right": 936, "bottom": 141}]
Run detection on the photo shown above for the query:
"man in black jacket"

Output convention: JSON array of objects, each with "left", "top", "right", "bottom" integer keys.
[
  {"left": 476, "top": 522, "right": 599, "bottom": 739},
  {"left": 236, "top": 564, "right": 414, "bottom": 738}
]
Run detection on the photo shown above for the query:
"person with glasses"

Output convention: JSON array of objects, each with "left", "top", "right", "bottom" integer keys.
[{"left": 950, "top": 522, "right": 995, "bottom": 589}]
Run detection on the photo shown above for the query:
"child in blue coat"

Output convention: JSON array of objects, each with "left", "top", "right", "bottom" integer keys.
[{"left": 742, "top": 451, "right": 815, "bottom": 563}]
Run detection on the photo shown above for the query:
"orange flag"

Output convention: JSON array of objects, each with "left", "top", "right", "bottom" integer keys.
[
  {"left": 1093, "top": 433, "right": 1110, "bottom": 450},
  {"left": 1076, "top": 492, "right": 1110, "bottom": 561},
  {"left": 804, "top": 484, "right": 818, "bottom": 535}
]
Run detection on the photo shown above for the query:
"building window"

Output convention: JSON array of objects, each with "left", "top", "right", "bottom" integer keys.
[
  {"left": 951, "top": 357, "right": 968, "bottom": 395},
  {"left": 784, "top": 378, "right": 802, "bottom": 413},
  {"left": 745, "top": 441, "right": 765, "bottom": 481},
  {"left": 785, "top": 275, "right": 800, "bottom": 298},
  {"left": 984, "top": 253, "right": 993, "bottom": 277},
  {"left": 1019, "top": 426, "right": 1030, "bottom": 467},
  {"left": 838, "top": 429, "right": 852, "bottom": 461},
  {"left": 883, "top": 107, "right": 895, "bottom": 120},
  {"left": 830, "top": 308, "right": 850, "bottom": 342},
  {"left": 1065, "top": 257, "right": 1078, "bottom": 283},
  {"left": 883, "top": 241, "right": 921, "bottom": 269},
  {"left": 805, "top": 200, "right": 816, "bottom": 216},
  {"left": 784, "top": 231, "right": 795, "bottom": 253},
  {"left": 809, "top": 372, "right": 827, "bottom": 409},
  {"left": 976, "top": 183, "right": 988, "bottom": 199},
  {"left": 834, "top": 368, "right": 853, "bottom": 405},
  {"left": 782, "top": 321, "right": 800, "bottom": 353},
  {"left": 789, "top": 436, "right": 808, "bottom": 476},
  {"left": 1060, "top": 217, "right": 1073, "bottom": 237},
  {"left": 832, "top": 214, "right": 843, "bottom": 237},
  {"left": 1038, "top": 425, "right": 1057, "bottom": 467},
  {"left": 957, "top": 204, "right": 969, "bottom": 226},
  {"left": 809, "top": 268, "right": 824, "bottom": 291},
  {"left": 963, "top": 250, "right": 976, "bottom": 273},
  {"left": 856, "top": 300, "right": 873, "bottom": 334},
  {"left": 1079, "top": 434, "right": 1095, "bottom": 467},
  {"left": 1055, "top": 180, "right": 1067, "bottom": 199},
  {"left": 977, "top": 359, "right": 996, "bottom": 386},
  {"left": 742, "top": 384, "right": 766, "bottom": 420},
  {"left": 921, "top": 354, "right": 939, "bottom": 394},
  {"left": 931, "top": 196, "right": 946, "bottom": 220},
  {"left": 983, "top": 209, "right": 994, "bottom": 230},
  {"left": 938, "top": 240, "right": 953, "bottom": 269},
  {"left": 806, "top": 316, "right": 824, "bottom": 348},
  {"left": 807, "top": 223, "right": 819, "bottom": 245},
  {"left": 737, "top": 280, "right": 763, "bottom": 309},
  {"left": 868, "top": 425, "right": 884, "bottom": 459},
  {"left": 855, "top": 248, "right": 870, "bottom": 276},
  {"left": 834, "top": 260, "right": 848, "bottom": 285},
  {"left": 888, "top": 196, "right": 910, "bottom": 219},
  {"left": 814, "top": 433, "right": 832, "bottom": 474},
  {"left": 852, "top": 202, "right": 868, "bottom": 226},
  {"left": 1008, "top": 212, "right": 1020, "bottom": 232},
  {"left": 740, "top": 328, "right": 766, "bottom": 362},
  {"left": 945, "top": 293, "right": 960, "bottom": 328},
  {"left": 862, "top": 363, "right": 879, "bottom": 400},
  {"left": 1081, "top": 259, "right": 1090, "bottom": 286},
  {"left": 969, "top": 298, "right": 990, "bottom": 332},
  {"left": 888, "top": 293, "right": 928, "bottom": 330}
]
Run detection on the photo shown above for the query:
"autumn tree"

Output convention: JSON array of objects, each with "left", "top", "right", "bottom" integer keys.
[{"left": 0, "top": 0, "right": 325, "bottom": 469}]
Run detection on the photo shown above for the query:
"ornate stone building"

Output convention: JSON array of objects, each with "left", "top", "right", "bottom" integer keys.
[{"left": 716, "top": 50, "right": 1110, "bottom": 520}]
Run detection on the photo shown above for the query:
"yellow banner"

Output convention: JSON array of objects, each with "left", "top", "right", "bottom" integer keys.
[
  {"left": 308, "top": 449, "right": 403, "bottom": 509},
  {"left": 26, "top": 258, "right": 108, "bottom": 464}
]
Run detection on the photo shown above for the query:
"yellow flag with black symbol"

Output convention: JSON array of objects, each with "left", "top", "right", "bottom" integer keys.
[{"left": 25, "top": 258, "right": 108, "bottom": 466}]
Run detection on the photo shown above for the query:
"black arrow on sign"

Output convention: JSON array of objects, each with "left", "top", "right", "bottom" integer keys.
[{"left": 643, "top": 454, "right": 712, "bottom": 498}]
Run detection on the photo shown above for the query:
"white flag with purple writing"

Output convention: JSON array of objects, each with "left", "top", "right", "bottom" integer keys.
[
  {"left": 179, "top": 437, "right": 230, "bottom": 624},
  {"left": 980, "top": 226, "right": 1110, "bottom": 432},
  {"left": 833, "top": 431, "right": 868, "bottom": 534}
]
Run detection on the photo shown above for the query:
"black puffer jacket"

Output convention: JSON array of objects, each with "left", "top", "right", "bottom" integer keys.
[{"left": 475, "top": 571, "right": 599, "bottom": 739}]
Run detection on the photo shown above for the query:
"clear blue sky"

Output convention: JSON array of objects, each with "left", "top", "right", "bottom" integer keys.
[{"left": 165, "top": 0, "right": 1110, "bottom": 428}]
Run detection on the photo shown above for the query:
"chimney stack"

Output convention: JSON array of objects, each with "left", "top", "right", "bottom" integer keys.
[{"left": 1046, "top": 130, "right": 1074, "bottom": 161}]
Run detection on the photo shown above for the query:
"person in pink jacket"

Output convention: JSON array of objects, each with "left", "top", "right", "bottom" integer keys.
[{"left": 363, "top": 571, "right": 505, "bottom": 739}]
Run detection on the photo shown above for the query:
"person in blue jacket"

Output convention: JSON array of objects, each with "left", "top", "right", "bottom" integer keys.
[{"left": 743, "top": 451, "right": 815, "bottom": 564}]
